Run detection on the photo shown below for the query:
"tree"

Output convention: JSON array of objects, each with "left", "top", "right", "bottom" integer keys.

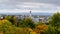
[
  {"left": 47, "top": 12, "right": 60, "bottom": 34},
  {"left": 5, "top": 16, "right": 18, "bottom": 26},
  {"left": 49, "top": 12, "right": 60, "bottom": 27},
  {"left": 19, "top": 17, "right": 35, "bottom": 29},
  {"left": 35, "top": 23, "right": 48, "bottom": 34},
  {"left": 5, "top": 16, "right": 14, "bottom": 24}
]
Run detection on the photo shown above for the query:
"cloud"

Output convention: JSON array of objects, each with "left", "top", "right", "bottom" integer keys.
[
  {"left": 14, "top": 2, "right": 60, "bottom": 11},
  {"left": 0, "top": 0, "right": 60, "bottom": 13},
  {"left": 0, "top": 0, "right": 60, "bottom": 5}
]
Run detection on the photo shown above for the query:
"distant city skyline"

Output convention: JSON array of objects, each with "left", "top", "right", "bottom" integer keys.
[{"left": 0, "top": 0, "right": 60, "bottom": 13}]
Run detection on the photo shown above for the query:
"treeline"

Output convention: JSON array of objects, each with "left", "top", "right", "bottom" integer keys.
[{"left": 0, "top": 12, "right": 60, "bottom": 34}]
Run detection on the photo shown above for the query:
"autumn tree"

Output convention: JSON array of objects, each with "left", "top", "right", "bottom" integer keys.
[{"left": 35, "top": 23, "right": 48, "bottom": 34}]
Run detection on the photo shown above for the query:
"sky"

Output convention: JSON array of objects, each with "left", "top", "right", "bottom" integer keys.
[{"left": 0, "top": 0, "right": 60, "bottom": 13}]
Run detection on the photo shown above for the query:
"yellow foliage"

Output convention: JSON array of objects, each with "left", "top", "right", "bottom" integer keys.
[
  {"left": 35, "top": 24, "right": 48, "bottom": 34},
  {"left": 13, "top": 16, "right": 18, "bottom": 26},
  {"left": 28, "top": 28, "right": 33, "bottom": 32},
  {"left": 36, "top": 24, "right": 48, "bottom": 30},
  {"left": 0, "top": 19, "right": 11, "bottom": 26},
  {"left": 0, "top": 33, "right": 3, "bottom": 34},
  {"left": 0, "top": 31, "right": 4, "bottom": 34},
  {"left": 2, "top": 19, "right": 10, "bottom": 23},
  {"left": 30, "top": 31, "right": 36, "bottom": 34},
  {"left": 0, "top": 20, "right": 2, "bottom": 26}
]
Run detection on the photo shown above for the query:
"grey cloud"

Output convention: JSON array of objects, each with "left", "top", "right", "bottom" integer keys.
[
  {"left": 0, "top": 0, "right": 60, "bottom": 5},
  {"left": 0, "top": 0, "right": 60, "bottom": 11},
  {"left": 0, "top": 0, "right": 60, "bottom": 6},
  {"left": 11, "top": 0, "right": 60, "bottom": 5}
]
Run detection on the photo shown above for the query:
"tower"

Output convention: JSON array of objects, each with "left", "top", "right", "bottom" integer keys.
[{"left": 29, "top": 10, "right": 32, "bottom": 17}]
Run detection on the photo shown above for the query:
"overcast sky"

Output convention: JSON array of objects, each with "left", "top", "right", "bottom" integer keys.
[{"left": 0, "top": 0, "right": 60, "bottom": 13}]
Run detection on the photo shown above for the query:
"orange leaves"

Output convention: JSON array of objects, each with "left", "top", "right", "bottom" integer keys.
[
  {"left": 0, "top": 31, "right": 3, "bottom": 34},
  {"left": 35, "top": 24, "right": 48, "bottom": 34},
  {"left": 36, "top": 24, "right": 48, "bottom": 30},
  {"left": 27, "top": 28, "right": 37, "bottom": 34}
]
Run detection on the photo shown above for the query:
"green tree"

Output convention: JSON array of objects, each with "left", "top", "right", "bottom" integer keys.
[
  {"left": 19, "top": 17, "right": 35, "bottom": 29},
  {"left": 5, "top": 16, "right": 14, "bottom": 24},
  {"left": 49, "top": 12, "right": 60, "bottom": 27},
  {"left": 5, "top": 16, "right": 18, "bottom": 26},
  {"left": 46, "top": 12, "right": 60, "bottom": 34}
]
